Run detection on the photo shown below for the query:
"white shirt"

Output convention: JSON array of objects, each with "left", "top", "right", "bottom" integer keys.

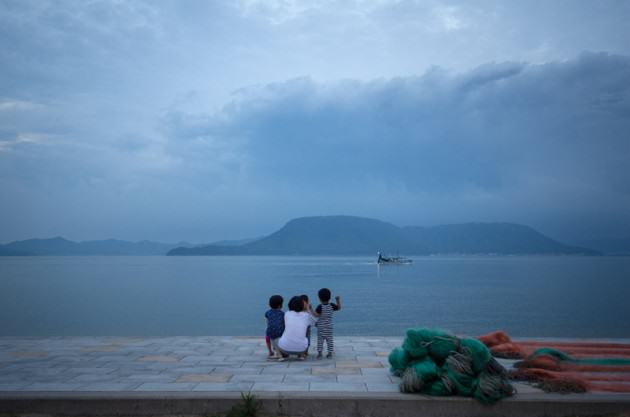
[{"left": 277, "top": 311, "right": 316, "bottom": 353}]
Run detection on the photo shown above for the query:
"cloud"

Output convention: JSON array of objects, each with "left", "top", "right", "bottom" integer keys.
[
  {"left": 159, "top": 52, "right": 630, "bottom": 239},
  {"left": 0, "top": 99, "right": 43, "bottom": 111},
  {"left": 0, "top": 132, "right": 52, "bottom": 152}
]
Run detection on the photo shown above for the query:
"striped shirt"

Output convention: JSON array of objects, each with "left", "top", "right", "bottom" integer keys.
[{"left": 315, "top": 303, "right": 339, "bottom": 329}]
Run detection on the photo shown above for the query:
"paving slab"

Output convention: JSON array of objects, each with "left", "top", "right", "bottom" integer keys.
[
  {"left": 360, "top": 367, "right": 390, "bottom": 375},
  {"left": 134, "top": 382, "right": 198, "bottom": 391},
  {"left": 337, "top": 375, "right": 393, "bottom": 383},
  {"left": 309, "top": 382, "right": 368, "bottom": 392},
  {"left": 251, "top": 382, "right": 309, "bottom": 392},
  {"left": 68, "top": 374, "right": 120, "bottom": 383},
  {"left": 73, "top": 382, "right": 141, "bottom": 392},
  {"left": 121, "top": 374, "right": 177, "bottom": 383},
  {"left": 261, "top": 366, "right": 312, "bottom": 374},
  {"left": 136, "top": 355, "right": 180, "bottom": 363},
  {"left": 312, "top": 367, "right": 361, "bottom": 375},
  {"left": 230, "top": 374, "right": 284, "bottom": 383},
  {"left": 165, "top": 365, "right": 215, "bottom": 374},
  {"left": 212, "top": 367, "right": 263, "bottom": 375},
  {"left": 283, "top": 374, "right": 337, "bottom": 383},
  {"left": 193, "top": 382, "right": 253, "bottom": 392},
  {"left": 366, "top": 383, "right": 401, "bottom": 392},
  {"left": 176, "top": 374, "right": 232, "bottom": 383},
  {"left": 21, "top": 383, "right": 83, "bottom": 391}
]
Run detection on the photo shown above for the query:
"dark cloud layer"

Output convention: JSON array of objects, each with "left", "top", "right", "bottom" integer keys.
[{"left": 157, "top": 53, "right": 630, "bottom": 241}]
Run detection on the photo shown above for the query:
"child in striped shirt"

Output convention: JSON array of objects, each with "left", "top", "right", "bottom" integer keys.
[{"left": 313, "top": 288, "right": 342, "bottom": 359}]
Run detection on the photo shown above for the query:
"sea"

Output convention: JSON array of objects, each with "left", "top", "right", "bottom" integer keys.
[{"left": 0, "top": 255, "right": 629, "bottom": 338}]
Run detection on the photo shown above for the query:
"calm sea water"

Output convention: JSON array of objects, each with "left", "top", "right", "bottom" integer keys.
[{"left": 0, "top": 256, "right": 629, "bottom": 338}]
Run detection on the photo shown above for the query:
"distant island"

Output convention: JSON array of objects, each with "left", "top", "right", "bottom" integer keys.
[
  {"left": 0, "top": 238, "right": 193, "bottom": 256},
  {"left": 0, "top": 236, "right": 266, "bottom": 256},
  {"left": 167, "top": 215, "right": 599, "bottom": 256}
]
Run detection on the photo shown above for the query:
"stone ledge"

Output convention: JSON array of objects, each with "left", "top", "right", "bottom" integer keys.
[{"left": 1, "top": 391, "right": 630, "bottom": 417}]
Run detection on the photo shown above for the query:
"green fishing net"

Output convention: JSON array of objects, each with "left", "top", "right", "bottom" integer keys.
[
  {"left": 410, "top": 357, "right": 439, "bottom": 382},
  {"left": 388, "top": 328, "right": 514, "bottom": 404},
  {"left": 388, "top": 347, "right": 409, "bottom": 375},
  {"left": 529, "top": 347, "right": 630, "bottom": 366},
  {"left": 460, "top": 337, "right": 492, "bottom": 373}
]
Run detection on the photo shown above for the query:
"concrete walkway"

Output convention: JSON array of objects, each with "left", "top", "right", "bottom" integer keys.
[{"left": 2, "top": 336, "right": 630, "bottom": 417}]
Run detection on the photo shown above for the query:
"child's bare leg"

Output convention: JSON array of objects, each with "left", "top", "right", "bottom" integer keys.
[
  {"left": 271, "top": 338, "right": 282, "bottom": 358},
  {"left": 265, "top": 336, "right": 273, "bottom": 356}
]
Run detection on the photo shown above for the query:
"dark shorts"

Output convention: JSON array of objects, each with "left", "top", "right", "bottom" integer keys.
[{"left": 278, "top": 347, "right": 307, "bottom": 356}]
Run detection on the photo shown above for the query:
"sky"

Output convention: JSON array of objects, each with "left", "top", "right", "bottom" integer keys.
[{"left": 1, "top": 0, "right": 630, "bottom": 244}]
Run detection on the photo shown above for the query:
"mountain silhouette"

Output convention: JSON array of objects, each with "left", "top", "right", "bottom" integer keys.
[{"left": 168, "top": 215, "right": 597, "bottom": 256}]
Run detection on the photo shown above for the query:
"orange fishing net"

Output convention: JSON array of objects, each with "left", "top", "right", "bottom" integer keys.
[{"left": 478, "top": 330, "right": 630, "bottom": 393}]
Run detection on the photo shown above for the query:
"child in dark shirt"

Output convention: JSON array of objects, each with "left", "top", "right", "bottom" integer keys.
[{"left": 265, "top": 295, "right": 285, "bottom": 359}]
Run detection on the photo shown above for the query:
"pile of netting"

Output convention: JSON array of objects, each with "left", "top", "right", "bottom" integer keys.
[
  {"left": 479, "top": 330, "right": 630, "bottom": 394},
  {"left": 388, "top": 328, "right": 515, "bottom": 404}
]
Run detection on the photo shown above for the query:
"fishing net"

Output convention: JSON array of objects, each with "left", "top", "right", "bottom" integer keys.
[
  {"left": 516, "top": 349, "right": 630, "bottom": 373},
  {"left": 388, "top": 328, "right": 514, "bottom": 404},
  {"left": 460, "top": 338, "right": 491, "bottom": 373},
  {"left": 536, "top": 379, "right": 589, "bottom": 394},
  {"left": 478, "top": 331, "right": 630, "bottom": 360},
  {"left": 477, "top": 330, "right": 511, "bottom": 347},
  {"left": 514, "top": 355, "right": 562, "bottom": 371},
  {"left": 425, "top": 379, "right": 452, "bottom": 396},
  {"left": 475, "top": 372, "right": 516, "bottom": 403},
  {"left": 410, "top": 357, "right": 439, "bottom": 382},
  {"left": 388, "top": 347, "right": 409, "bottom": 376},
  {"left": 528, "top": 348, "right": 630, "bottom": 366},
  {"left": 510, "top": 368, "right": 588, "bottom": 393},
  {"left": 485, "top": 357, "right": 508, "bottom": 377},
  {"left": 402, "top": 328, "right": 449, "bottom": 359},
  {"left": 400, "top": 368, "right": 423, "bottom": 393},
  {"left": 478, "top": 330, "right": 630, "bottom": 394},
  {"left": 428, "top": 335, "right": 460, "bottom": 363},
  {"left": 444, "top": 367, "right": 477, "bottom": 396},
  {"left": 488, "top": 342, "right": 527, "bottom": 359},
  {"left": 519, "top": 342, "right": 630, "bottom": 358}
]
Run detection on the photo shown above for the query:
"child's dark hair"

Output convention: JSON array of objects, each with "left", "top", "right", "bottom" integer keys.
[
  {"left": 288, "top": 296, "right": 304, "bottom": 312},
  {"left": 318, "top": 288, "right": 332, "bottom": 303},
  {"left": 300, "top": 294, "right": 309, "bottom": 303},
  {"left": 269, "top": 295, "right": 283, "bottom": 309}
]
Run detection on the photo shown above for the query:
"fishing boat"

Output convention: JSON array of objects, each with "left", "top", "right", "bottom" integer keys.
[{"left": 377, "top": 251, "right": 412, "bottom": 264}]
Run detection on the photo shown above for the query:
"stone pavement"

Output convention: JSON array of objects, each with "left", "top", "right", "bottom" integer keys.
[
  {"left": 0, "top": 336, "right": 543, "bottom": 395},
  {"left": 0, "top": 336, "right": 405, "bottom": 393}
]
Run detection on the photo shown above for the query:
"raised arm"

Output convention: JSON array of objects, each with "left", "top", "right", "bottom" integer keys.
[{"left": 335, "top": 295, "right": 342, "bottom": 310}]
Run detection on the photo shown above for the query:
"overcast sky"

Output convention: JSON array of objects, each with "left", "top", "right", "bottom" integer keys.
[{"left": 1, "top": 0, "right": 630, "bottom": 243}]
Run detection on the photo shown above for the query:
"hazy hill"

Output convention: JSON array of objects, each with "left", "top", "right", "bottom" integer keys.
[
  {"left": 0, "top": 237, "right": 191, "bottom": 256},
  {"left": 576, "top": 237, "right": 630, "bottom": 256},
  {"left": 0, "top": 245, "right": 32, "bottom": 256},
  {"left": 3, "top": 237, "right": 81, "bottom": 255},
  {"left": 402, "top": 223, "right": 586, "bottom": 255},
  {"left": 168, "top": 215, "right": 597, "bottom": 256},
  {"left": 209, "top": 237, "right": 261, "bottom": 246}
]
